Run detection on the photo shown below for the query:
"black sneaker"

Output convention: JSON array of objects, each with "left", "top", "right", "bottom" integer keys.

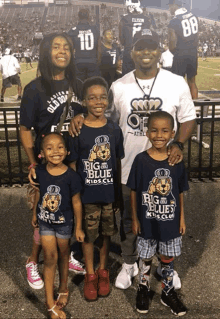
[
  {"left": 17, "top": 96, "right": 22, "bottom": 101},
  {"left": 136, "top": 284, "right": 150, "bottom": 314},
  {"left": 1, "top": 96, "right": 4, "bottom": 102},
  {"left": 161, "top": 287, "right": 187, "bottom": 316}
]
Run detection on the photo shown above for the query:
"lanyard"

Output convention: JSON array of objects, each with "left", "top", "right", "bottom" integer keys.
[{"left": 134, "top": 69, "right": 160, "bottom": 101}]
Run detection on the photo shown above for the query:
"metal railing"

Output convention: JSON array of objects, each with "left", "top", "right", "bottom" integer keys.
[{"left": 1, "top": 101, "right": 220, "bottom": 185}]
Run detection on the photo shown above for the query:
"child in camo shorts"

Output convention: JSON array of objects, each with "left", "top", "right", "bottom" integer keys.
[{"left": 69, "top": 76, "right": 124, "bottom": 301}]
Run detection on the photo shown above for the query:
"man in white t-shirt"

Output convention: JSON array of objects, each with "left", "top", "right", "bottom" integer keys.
[
  {"left": 107, "top": 28, "right": 196, "bottom": 290},
  {"left": 69, "top": 28, "right": 196, "bottom": 292},
  {"left": 0, "top": 48, "right": 22, "bottom": 102}
]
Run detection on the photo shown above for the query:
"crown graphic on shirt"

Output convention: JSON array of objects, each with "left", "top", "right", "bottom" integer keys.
[
  {"left": 95, "top": 135, "right": 109, "bottom": 146},
  {"left": 47, "top": 185, "right": 60, "bottom": 195},
  {"left": 155, "top": 169, "right": 170, "bottom": 179}
]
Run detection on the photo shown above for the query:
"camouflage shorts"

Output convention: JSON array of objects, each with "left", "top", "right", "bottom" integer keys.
[{"left": 83, "top": 203, "right": 118, "bottom": 243}]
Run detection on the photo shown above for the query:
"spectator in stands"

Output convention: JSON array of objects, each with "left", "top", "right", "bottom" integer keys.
[
  {"left": 98, "top": 28, "right": 122, "bottom": 88},
  {"left": 68, "top": 8, "right": 100, "bottom": 81},
  {"left": 0, "top": 48, "right": 22, "bottom": 102},
  {"left": 119, "top": 0, "right": 151, "bottom": 75},
  {"left": 19, "top": 33, "right": 86, "bottom": 314},
  {"left": 69, "top": 29, "right": 196, "bottom": 293},
  {"left": 168, "top": 0, "right": 199, "bottom": 99}
]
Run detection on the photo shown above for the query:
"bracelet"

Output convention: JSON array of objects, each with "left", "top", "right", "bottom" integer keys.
[
  {"left": 80, "top": 113, "right": 84, "bottom": 119},
  {"left": 28, "top": 163, "right": 37, "bottom": 170},
  {"left": 171, "top": 141, "right": 184, "bottom": 151}
]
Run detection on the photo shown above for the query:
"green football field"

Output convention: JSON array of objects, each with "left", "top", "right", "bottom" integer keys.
[{"left": 0, "top": 58, "right": 220, "bottom": 98}]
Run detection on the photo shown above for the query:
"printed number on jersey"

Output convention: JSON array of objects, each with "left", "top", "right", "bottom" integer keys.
[
  {"left": 110, "top": 52, "right": 116, "bottom": 64},
  {"left": 181, "top": 16, "right": 198, "bottom": 37},
  {"left": 78, "top": 32, "right": 94, "bottom": 50},
  {"left": 132, "top": 22, "right": 142, "bottom": 37}
]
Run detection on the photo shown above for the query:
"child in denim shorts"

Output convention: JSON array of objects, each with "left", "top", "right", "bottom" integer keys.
[
  {"left": 32, "top": 132, "right": 84, "bottom": 319},
  {"left": 127, "top": 111, "right": 189, "bottom": 317},
  {"left": 70, "top": 76, "right": 124, "bottom": 301}
]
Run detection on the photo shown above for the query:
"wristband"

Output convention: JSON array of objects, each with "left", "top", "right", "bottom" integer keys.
[
  {"left": 28, "top": 163, "right": 37, "bottom": 170},
  {"left": 171, "top": 141, "right": 184, "bottom": 151},
  {"left": 80, "top": 113, "right": 84, "bottom": 119}
]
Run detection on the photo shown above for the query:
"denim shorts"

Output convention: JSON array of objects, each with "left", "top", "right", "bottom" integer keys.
[
  {"left": 39, "top": 221, "right": 73, "bottom": 239},
  {"left": 137, "top": 236, "right": 182, "bottom": 259}
]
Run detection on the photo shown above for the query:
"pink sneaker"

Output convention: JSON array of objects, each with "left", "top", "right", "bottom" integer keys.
[
  {"left": 26, "top": 258, "right": 44, "bottom": 289},
  {"left": 69, "top": 252, "right": 86, "bottom": 275}
]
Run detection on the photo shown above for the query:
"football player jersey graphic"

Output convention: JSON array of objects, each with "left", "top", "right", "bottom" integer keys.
[
  {"left": 168, "top": 8, "right": 198, "bottom": 52},
  {"left": 120, "top": 13, "right": 151, "bottom": 50},
  {"left": 68, "top": 23, "right": 100, "bottom": 64}
]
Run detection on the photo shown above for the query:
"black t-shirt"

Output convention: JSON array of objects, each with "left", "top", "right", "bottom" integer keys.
[
  {"left": 69, "top": 119, "right": 124, "bottom": 204},
  {"left": 20, "top": 77, "right": 84, "bottom": 157},
  {"left": 68, "top": 23, "right": 100, "bottom": 64},
  {"left": 36, "top": 165, "right": 82, "bottom": 226},
  {"left": 127, "top": 151, "right": 189, "bottom": 241},
  {"left": 100, "top": 42, "right": 122, "bottom": 70}
]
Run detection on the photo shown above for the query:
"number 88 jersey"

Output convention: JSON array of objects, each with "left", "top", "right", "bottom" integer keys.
[
  {"left": 68, "top": 23, "right": 100, "bottom": 64},
  {"left": 168, "top": 8, "right": 198, "bottom": 51}
]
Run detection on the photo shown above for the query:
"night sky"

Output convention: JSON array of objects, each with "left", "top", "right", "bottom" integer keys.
[{"left": 142, "top": 0, "right": 220, "bottom": 20}]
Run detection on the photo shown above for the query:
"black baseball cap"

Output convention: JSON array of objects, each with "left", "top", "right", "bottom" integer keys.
[{"left": 132, "top": 29, "right": 160, "bottom": 51}]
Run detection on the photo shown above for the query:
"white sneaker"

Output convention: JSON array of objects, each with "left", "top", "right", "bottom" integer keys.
[
  {"left": 115, "top": 262, "right": 139, "bottom": 289},
  {"left": 157, "top": 263, "right": 181, "bottom": 290}
]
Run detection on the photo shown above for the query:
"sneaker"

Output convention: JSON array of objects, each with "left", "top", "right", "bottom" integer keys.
[
  {"left": 96, "top": 268, "right": 110, "bottom": 297},
  {"left": 157, "top": 263, "right": 181, "bottom": 290},
  {"left": 115, "top": 262, "right": 138, "bottom": 289},
  {"left": 161, "top": 287, "right": 187, "bottom": 316},
  {"left": 26, "top": 258, "right": 44, "bottom": 289},
  {"left": 84, "top": 274, "right": 98, "bottom": 301},
  {"left": 17, "top": 95, "right": 22, "bottom": 101},
  {"left": 1, "top": 97, "right": 4, "bottom": 102},
  {"left": 69, "top": 251, "right": 86, "bottom": 275},
  {"left": 136, "top": 284, "right": 150, "bottom": 314}
]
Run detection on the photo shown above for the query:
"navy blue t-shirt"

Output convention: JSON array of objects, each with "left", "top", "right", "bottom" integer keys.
[
  {"left": 100, "top": 43, "right": 122, "bottom": 70},
  {"left": 127, "top": 151, "right": 189, "bottom": 242},
  {"left": 36, "top": 165, "right": 82, "bottom": 226},
  {"left": 20, "top": 77, "right": 84, "bottom": 158},
  {"left": 69, "top": 119, "right": 124, "bottom": 204},
  {"left": 168, "top": 10, "right": 198, "bottom": 53},
  {"left": 68, "top": 23, "right": 100, "bottom": 64},
  {"left": 120, "top": 13, "right": 151, "bottom": 51}
]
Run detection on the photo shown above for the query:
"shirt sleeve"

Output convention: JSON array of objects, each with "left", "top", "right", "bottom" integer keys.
[
  {"left": 115, "top": 125, "right": 124, "bottom": 160},
  {"left": 126, "top": 156, "right": 138, "bottom": 190},
  {"left": 69, "top": 170, "right": 82, "bottom": 197},
  {"left": 20, "top": 84, "right": 39, "bottom": 129},
  {"left": 176, "top": 77, "right": 196, "bottom": 123},
  {"left": 105, "top": 84, "right": 120, "bottom": 124},
  {"left": 66, "top": 135, "right": 79, "bottom": 163}
]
